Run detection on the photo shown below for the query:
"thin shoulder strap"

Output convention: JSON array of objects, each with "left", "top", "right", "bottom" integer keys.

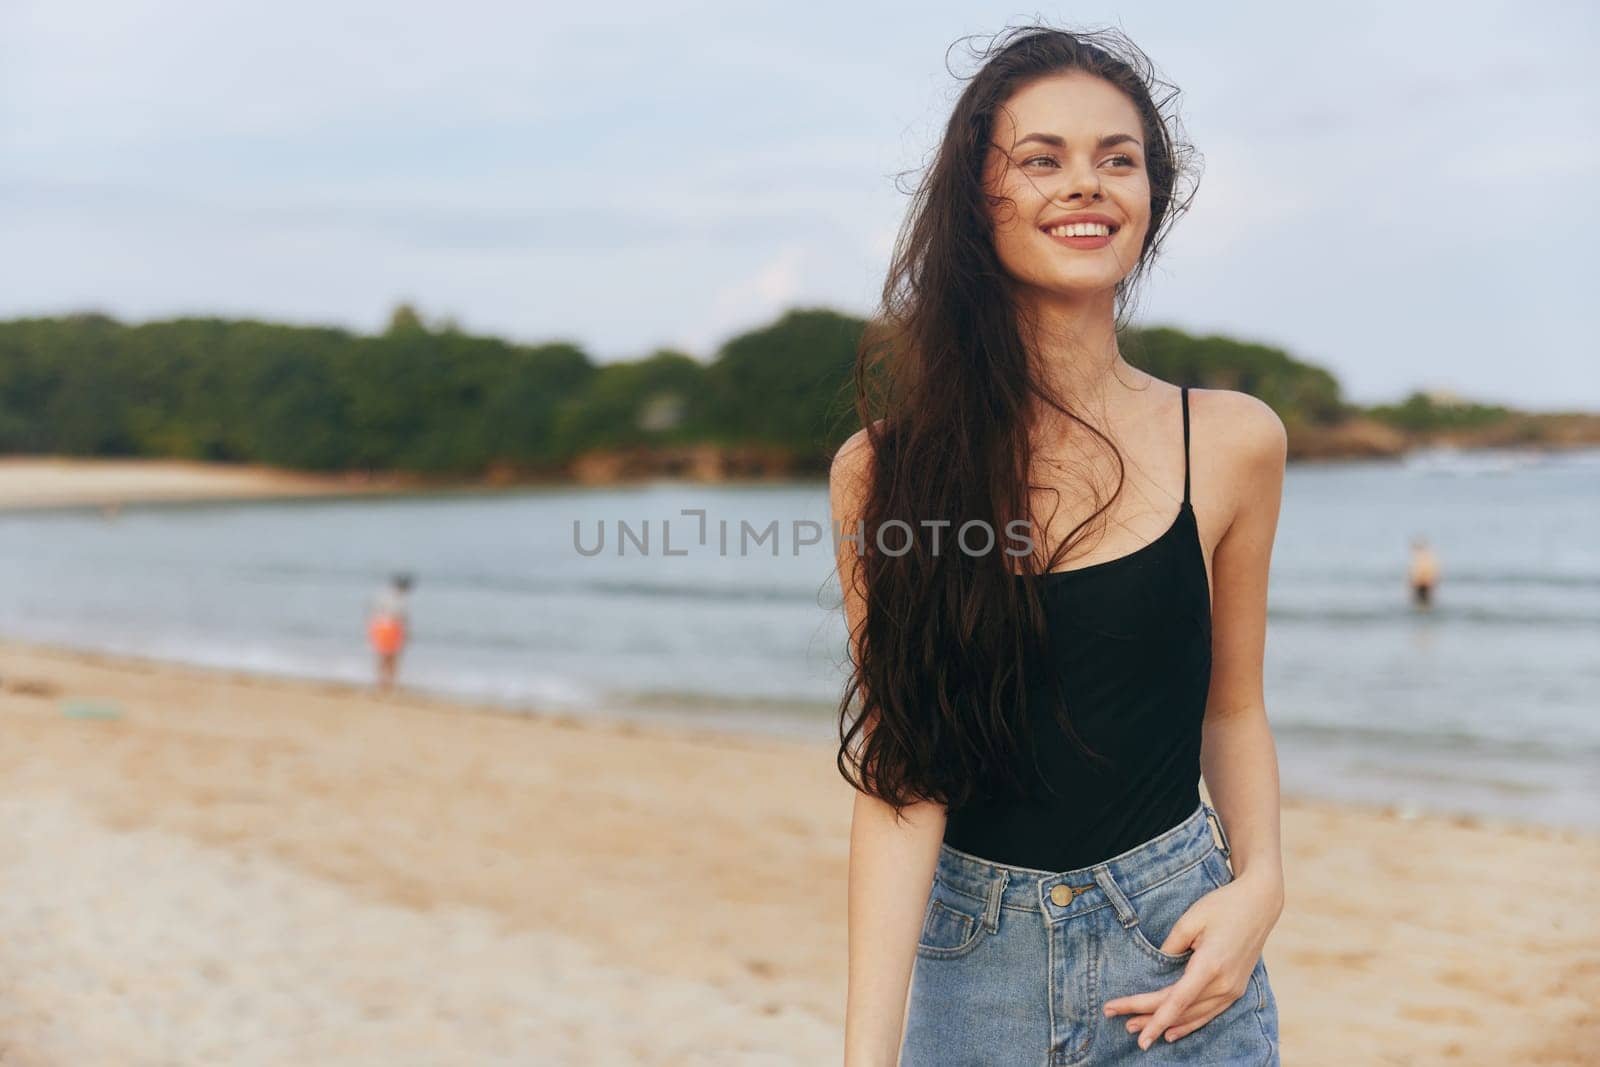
[{"left": 1180, "top": 386, "right": 1191, "bottom": 507}]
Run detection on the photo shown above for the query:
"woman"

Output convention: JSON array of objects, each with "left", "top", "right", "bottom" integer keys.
[{"left": 830, "top": 25, "right": 1286, "bottom": 1065}]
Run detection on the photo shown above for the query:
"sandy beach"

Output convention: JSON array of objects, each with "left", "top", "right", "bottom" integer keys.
[
  {"left": 0, "top": 456, "right": 416, "bottom": 512},
  {"left": 0, "top": 637, "right": 1592, "bottom": 1066}
]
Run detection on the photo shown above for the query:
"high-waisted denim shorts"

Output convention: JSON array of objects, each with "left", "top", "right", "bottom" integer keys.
[{"left": 901, "top": 800, "right": 1279, "bottom": 1065}]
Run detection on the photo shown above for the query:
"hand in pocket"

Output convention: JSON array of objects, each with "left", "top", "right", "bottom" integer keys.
[{"left": 1103, "top": 870, "right": 1281, "bottom": 1049}]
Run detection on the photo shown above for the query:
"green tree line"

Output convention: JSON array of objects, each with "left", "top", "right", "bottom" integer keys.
[{"left": 0, "top": 304, "right": 1358, "bottom": 477}]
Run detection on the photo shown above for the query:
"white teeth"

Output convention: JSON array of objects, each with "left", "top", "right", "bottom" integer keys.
[{"left": 1045, "top": 223, "right": 1112, "bottom": 238}]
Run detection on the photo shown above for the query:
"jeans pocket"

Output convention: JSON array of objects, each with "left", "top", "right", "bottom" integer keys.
[
  {"left": 916, "top": 875, "right": 991, "bottom": 959},
  {"left": 1120, "top": 857, "right": 1213, "bottom": 967},
  {"left": 1253, "top": 956, "right": 1276, "bottom": 1015}
]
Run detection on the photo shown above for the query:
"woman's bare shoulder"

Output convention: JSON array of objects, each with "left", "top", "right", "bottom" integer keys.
[
  {"left": 1189, "top": 387, "right": 1286, "bottom": 461},
  {"left": 1187, "top": 387, "right": 1288, "bottom": 532},
  {"left": 829, "top": 420, "right": 887, "bottom": 503}
]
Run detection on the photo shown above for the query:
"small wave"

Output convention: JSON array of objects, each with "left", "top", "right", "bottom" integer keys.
[
  {"left": 1266, "top": 604, "right": 1600, "bottom": 627},
  {"left": 1275, "top": 720, "right": 1600, "bottom": 761},
  {"left": 227, "top": 566, "right": 827, "bottom": 604},
  {"left": 1401, "top": 449, "right": 1547, "bottom": 476},
  {"left": 1278, "top": 568, "right": 1600, "bottom": 591},
  {"left": 583, "top": 577, "right": 820, "bottom": 603}
]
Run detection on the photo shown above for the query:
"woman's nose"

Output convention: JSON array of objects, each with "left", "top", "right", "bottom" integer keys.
[{"left": 1052, "top": 163, "right": 1103, "bottom": 203}]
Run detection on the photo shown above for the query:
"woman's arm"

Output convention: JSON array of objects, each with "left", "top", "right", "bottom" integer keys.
[
  {"left": 845, "top": 790, "right": 946, "bottom": 1066},
  {"left": 831, "top": 428, "right": 947, "bottom": 1067},
  {"left": 1198, "top": 390, "right": 1287, "bottom": 910}
]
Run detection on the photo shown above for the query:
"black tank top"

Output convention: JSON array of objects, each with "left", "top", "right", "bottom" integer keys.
[{"left": 942, "top": 386, "right": 1213, "bottom": 872}]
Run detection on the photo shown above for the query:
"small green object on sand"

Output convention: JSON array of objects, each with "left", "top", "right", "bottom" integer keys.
[{"left": 60, "top": 700, "right": 124, "bottom": 721}]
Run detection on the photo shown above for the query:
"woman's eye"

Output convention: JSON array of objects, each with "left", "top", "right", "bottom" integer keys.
[{"left": 1021, "top": 154, "right": 1137, "bottom": 169}]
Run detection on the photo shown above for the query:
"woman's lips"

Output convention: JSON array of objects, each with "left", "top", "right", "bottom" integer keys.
[{"left": 1041, "top": 229, "right": 1114, "bottom": 250}]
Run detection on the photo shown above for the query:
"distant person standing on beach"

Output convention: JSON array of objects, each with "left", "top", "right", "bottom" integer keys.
[
  {"left": 367, "top": 573, "right": 413, "bottom": 692},
  {"left": 1409, "top": 537, "right": 1440, "bottom": 608}
]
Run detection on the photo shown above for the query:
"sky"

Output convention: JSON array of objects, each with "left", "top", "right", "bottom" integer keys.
[{"left": 2, "top": 1, "right": 1596, "bottom": 410}]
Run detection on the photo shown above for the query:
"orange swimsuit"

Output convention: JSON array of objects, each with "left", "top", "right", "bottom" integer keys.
[{"left": 368, "top": 614, "right": 406, "bottom": 656}]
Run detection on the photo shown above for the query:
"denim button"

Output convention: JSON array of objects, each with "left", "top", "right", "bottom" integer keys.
[{"left": 1050, "top": 883, "right": 1094, "bottom": 907}]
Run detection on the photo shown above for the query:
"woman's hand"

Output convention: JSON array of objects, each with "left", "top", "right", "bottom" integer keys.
[{"left": 1101, "top": 869, "right": 1283, "bottom": 1049}]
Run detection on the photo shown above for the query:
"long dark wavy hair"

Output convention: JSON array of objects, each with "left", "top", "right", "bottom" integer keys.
[{"left": 834, "top": 24, "right": 1201, "bottom": 818}]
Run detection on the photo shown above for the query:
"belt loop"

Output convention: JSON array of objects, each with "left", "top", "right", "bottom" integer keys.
[
  {"left": 1204, "top": 802, "right": 1232, "bottom": 859},
  {"left": 1090, "top": 863, "right": 1139, "bottom": 929},
  {"left": 984, "top": 870, "right": 1008, "bottom": 932}
]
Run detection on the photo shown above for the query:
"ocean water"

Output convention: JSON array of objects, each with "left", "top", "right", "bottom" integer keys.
[{"left": 0, "top": 447, "right": 1595, "bottom": 830}]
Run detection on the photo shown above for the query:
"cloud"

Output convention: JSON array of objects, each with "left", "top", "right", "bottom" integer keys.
[{"left": 680, "top": 243, "right": 807, "bottom": 356}]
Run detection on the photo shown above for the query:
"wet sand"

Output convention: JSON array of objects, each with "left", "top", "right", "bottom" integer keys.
[{"left": 0, "top": 456, "right": 412, "bottom": 512}]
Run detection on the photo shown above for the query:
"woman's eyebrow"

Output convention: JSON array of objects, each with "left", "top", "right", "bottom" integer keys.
[{"left": 1013, "top": 132, "right": 1142, "bottom": 150}]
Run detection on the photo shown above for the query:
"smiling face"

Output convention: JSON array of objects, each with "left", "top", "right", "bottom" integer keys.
[{"left": 982, "top": 71, "right": 1152, "bottom": 301}]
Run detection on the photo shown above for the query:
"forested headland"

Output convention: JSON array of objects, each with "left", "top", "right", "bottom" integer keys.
[{"left": 1, "top": 305, "right": 1594, "bottom": 485}]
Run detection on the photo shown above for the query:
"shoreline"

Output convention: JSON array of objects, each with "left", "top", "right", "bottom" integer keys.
[
  {"left": 0, "top": 635, "right": 1596, "bottom": 1063},
  {"left": 0, "top": 455, "right": 420, "bottom": 513},
  {"left": 2, "top": 632, "right": 1590, "bottom": 838},
  {"left": 3, "top": 446, "right": 1597, "bottom": 516}
]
